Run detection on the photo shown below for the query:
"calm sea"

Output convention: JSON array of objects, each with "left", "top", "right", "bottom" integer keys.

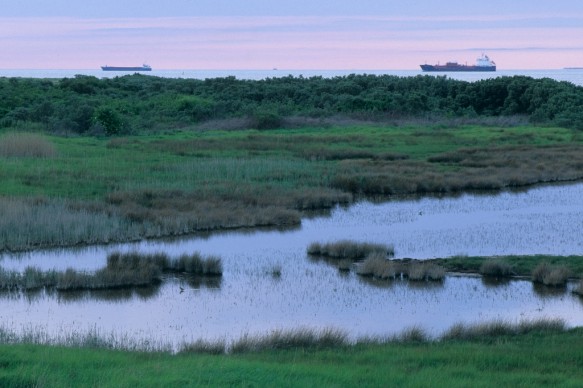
[{"left": 1, "top": 69, "right": 583, "bottom": 86}]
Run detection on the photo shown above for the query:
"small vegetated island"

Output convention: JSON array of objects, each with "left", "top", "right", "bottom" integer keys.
[{"left": 1, "top": 74, "right": 583, "bottom": 385}]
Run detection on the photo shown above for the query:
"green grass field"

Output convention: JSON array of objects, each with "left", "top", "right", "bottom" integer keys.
[{"left": 1, "top": 326, "right": 582, "bottom": 387}]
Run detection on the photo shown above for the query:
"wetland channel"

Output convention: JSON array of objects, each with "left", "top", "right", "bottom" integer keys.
[{"left": 1, "top": 182, "right": 583, "bottom": 348}]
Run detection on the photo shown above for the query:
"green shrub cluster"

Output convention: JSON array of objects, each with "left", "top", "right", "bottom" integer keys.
[{"left": 1, "top": 74, "right": 583, "bottom": 134}]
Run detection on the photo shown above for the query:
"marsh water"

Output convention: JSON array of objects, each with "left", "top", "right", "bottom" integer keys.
[{"left": 1, "top": 182, "right": 583, "bottom": 347}]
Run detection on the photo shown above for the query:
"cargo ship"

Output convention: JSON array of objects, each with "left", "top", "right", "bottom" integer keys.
[
  {"left": 420, "top": 54, "right": 496, "bottom": 72},
  {"left": 101, "top": 64, "right": 152, "bottom": 71}
]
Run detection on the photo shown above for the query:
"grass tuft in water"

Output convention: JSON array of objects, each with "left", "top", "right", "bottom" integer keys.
[
  {"left": 532, "top": 262, "right": 571, "bottom": 287},
  {"left": 307, "top": 240, "right": 394, "bottom": 260},
  {"left": 356, "top": 252, "right": 399, "bottom": 279}
]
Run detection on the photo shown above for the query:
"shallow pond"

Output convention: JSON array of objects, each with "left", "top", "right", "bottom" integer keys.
[{"left": 1, "top": 183, "right": 583, "bottom": 348}]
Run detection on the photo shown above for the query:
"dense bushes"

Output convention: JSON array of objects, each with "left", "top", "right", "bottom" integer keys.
[{"left": 1, "top": 74, "right": 582, "bottom": 134}]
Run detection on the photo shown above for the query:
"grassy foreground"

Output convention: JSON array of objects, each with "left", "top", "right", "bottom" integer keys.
[{"left": 1, "top": 327, "right": 582, "bottom": 387}]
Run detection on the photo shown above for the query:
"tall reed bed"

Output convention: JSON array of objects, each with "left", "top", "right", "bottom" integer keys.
[{"left": 0, "top": 197, "right": 141, "bottom": 252}]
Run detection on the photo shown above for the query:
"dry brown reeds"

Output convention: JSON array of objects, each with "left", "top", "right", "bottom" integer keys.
[
  {"left": 531, "top": 262, "right": 571, "bottom": 287},
  {"left": 332, "top": 144, "right": 583, "bottom": 195},
  {"left": 0, "top": 132, "right": 57, "bottom": 158},
  {"left": 356, "top": 252, "right": 399, "bottom": 279}
]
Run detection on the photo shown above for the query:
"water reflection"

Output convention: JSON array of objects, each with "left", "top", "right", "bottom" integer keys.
[
  {"left": 481, "top": 276, "right": 512, "bottom": 288},
  {"left": 0, "top": 182, "right": 582, "bottom": 347},
  {"left": 56, "top": 286, "right": 162, "bottom": 303},
  {"left": 531, "top": 282, "right": 568, "bottom": 299}
]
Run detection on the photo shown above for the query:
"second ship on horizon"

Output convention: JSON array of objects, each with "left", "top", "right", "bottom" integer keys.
[{"left": 421, "top": 54, "right": 496, "bottom": 72}]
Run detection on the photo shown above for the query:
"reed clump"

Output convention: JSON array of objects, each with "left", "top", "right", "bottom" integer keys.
[
  {"left": 531, "top": 262, "right": 571, "bottom": 287},
  {"left": 406, "top": 261, "right": 446, "bottom": 282},
  {"left": 355, "top": 256, "right": 445, "bottom": 282},
  {"left": 356, "top": 252, "right": 399, "bottom": 279},
  {"left": 307, "top": 240, "right": 393, "bottom": 260},
  {"left": 479, "top": 259, "right": 514, "bottom": 278}
]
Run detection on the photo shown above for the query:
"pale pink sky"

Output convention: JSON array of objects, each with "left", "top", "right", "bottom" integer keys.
[{"left": 2, "top": 2, "right": 583, "bottom": 69}]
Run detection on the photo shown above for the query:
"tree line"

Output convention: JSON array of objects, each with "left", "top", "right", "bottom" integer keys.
[{"left": 1, "top": 73, "right": 582, "bottom": 135}]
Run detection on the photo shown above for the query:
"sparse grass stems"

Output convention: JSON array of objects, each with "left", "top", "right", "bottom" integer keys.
[
  {"left": 441, "top": 318, "right": 566, "bottom": 341},
  {"left": 179, "top": 339, "right": 227, "bottom": 355},
  {"left": 393, "top": 326, "right": 429, "bottom": 343},
  {"left": 230, "top": 327, "right": 349, "bottom": 354}
]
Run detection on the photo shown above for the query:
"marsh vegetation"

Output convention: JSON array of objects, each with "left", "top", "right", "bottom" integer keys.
[
  {"left": 308, "top": 240, "right": 446, "bottom": 281},
  {"left": 0, "top": 251, "right": 222, "bottom": 292},
  {"left": 1, "top": 74, "right": 583, "bottom": 251},
  {"left": 1, "top": 124, "right": 583, "bottom": 251},
  {"left": 1, "top": 74, "right": 583, "bottom": 385}
]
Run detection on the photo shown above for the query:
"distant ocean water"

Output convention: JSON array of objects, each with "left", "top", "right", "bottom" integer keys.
[{"left": 1, "top": 68, "right": 582, "bottom": 86}]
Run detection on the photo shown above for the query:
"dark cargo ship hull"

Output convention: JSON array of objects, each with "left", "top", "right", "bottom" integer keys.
[
  {"left": 420, "top": 64, "right": 496, "bottom": 72},
  {"left": 101, "top": 66, "right": 151, "bottom": 71}
]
